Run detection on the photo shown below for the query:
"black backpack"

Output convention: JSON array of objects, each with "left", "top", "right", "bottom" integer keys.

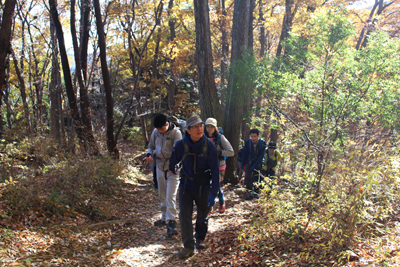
[{"left": 181, "top": 138, "right": 212, "bottom": 186}]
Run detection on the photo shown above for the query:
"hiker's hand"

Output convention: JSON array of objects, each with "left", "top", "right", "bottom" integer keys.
[
  {"left": 207, "top": 193, "right": 216, "bottom": 207},
  {"left": 145, "top": 155, "right": 153, "bottom": 163}
]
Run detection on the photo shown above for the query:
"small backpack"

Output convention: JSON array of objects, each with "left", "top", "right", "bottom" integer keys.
[{"left": 216, "top": 133, "right": 228, "bottom": 161}]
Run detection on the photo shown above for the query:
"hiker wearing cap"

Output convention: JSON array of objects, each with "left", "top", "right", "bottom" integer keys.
[
  {"left": 262, "top": 141, "right": 282, "bottom": 179},
  {"left": 204, "top": 118, "right": 234, "bottom": 213},
  {"left": 241, "top": 128, "right": 267, "bottom": 200},
  {"left": 146, "top": 114, "right": 182, "bottom": 237},
  {"left": 169, "top": 115, "right": 220, "bottom": 259}
]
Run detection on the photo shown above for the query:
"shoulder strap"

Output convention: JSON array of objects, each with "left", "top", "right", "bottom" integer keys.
[
  {"left": 202, "top": 137, "right": 208, "bottom": 162},
  {"left": 181, "top": 138, "right": 208, "bottom": 163},
  {"left": 181, "top": 141, "right": 189, "bottom": 163}
]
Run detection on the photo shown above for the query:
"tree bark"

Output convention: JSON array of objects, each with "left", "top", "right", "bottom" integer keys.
[
  {"left": 49, "top": 0, "right": 87, "bottom": 149},
  {"left": 167, "top": 0, "right": 177, "bottom": 112},
  {"left": 80, "top": 0, "right": 91, "bottom": 82},
  {"left": 223, "top": 0, "right": 252, "bottom": 184},
  {"left": 71, "top": 0, "right": 99, "bottom": 155},
  {"left": 49, "top": 17, "right": 63, "bottom": 141},
  {"left": 219, "top": 0, "right": 228, "bottom": 124},
  {"left": 4, "top": 59, "right": 13, "bottom": 129},
  {"left": 11, "top": 49, "right": 31, "bottom": 133},
  {"left": 276, "top": 0, "right": 295, "bottom": 57},
  {"left": 0, "top": 0, "right": 17, "bottom": 136},
  {"left": 240, "top": 0, "right": 254, "bottom": 144},
  {"left": 270, "top": 0, "right": 296, "bottom": 142},
  {"left": 93, "top": 0, "right": 119, "bottom": 157},
  {"left": 259, "top": 0, "right": 266, "bottom": 57},
  {"left": 193, "top": 0, "right": 221, "bottom": 122}
]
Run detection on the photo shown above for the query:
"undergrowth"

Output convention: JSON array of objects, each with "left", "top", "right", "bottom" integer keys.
[
  {"left": 241, "top": 144, "right": 400, "bottom": 266},
  {"left": 0, "top": 136, "right": 126, "bottom": 224}
]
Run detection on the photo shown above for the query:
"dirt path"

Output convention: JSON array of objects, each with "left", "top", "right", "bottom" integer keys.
[
  {"left": 1, "top": 174, "right": 257, "bottom": 266},
  {"left": 108, "top": 177, "right": 254, "bottom": 266}
]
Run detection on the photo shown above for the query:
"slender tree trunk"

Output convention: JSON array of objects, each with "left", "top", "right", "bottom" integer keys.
[
  {"left": 151, "top": 28, "right": 161, "bottom": 105},
  {"left": 167, "top": 0, "right": 177, "bottom": 112},
  {"left": 11, "top": 49, "right": 31, "bottom": 133},
  {"left": 0, "top": 0, "right": 17, "bottom": 136},
  {"left": 259, "top": 0, "right": 265, "bottom": 57},
  {"left": 193, "top": 0, "right": 221, "bottom": 122},
  {"left": 240, "top": 0, "right": 254, "bottom": 144},
  {"left": 4, "top": 60, "right": 13, "bottom": 129},
  {"left": 71, "top": 0, "right": 99, "bottom": 155},
  {"left": 80, "top": 0, "right": 91, "bottom": 82},
  {"left": 49, "top": 18, "right": 62, "bottom": 140},
  {"left": 276, "top": 0, "right": 295, "bottom": 57},
  {"left": 223, "top": 0, "right": 252, "bottom": 184},
  {"left": 270, "top": 0, "right": 296, "bottom": 142},
  {"left": 93, "top": 0, "right": 119, "bottom": 157},
  {"left": 219, "top": 0, "right": 228, "bottom": 124},
  {"left": 49, "top": 0, "right": 87, "bottom": 149},
  {"left": 27, "top": 21, "right": 45, "bottom": 123}
]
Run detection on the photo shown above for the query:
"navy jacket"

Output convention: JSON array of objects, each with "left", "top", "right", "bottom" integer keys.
[
  {"left": 241, "top": 138, "right": 266, "bottom": 172},
  {"left": 169, "top": 133, "right": 220, "bottom": 196}
]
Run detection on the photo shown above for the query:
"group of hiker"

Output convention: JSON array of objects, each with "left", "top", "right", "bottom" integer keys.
[{"left": 144, "top": 114, "right": 282, "bottom": 259}]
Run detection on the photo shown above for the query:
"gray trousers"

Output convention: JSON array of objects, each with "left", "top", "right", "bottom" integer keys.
[{"left": 157, "top": 166, "right": 179, "bottom": 222}]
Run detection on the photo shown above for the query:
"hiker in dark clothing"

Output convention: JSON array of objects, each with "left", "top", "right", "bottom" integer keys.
[
  {"left": 169, "top": 115, "right": 220, "bottom": 259},
  {"left": 240, "top": 128, "right": 267, "bottom": 200}
]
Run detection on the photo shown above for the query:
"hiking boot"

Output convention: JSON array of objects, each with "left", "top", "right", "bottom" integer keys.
[
  {"left": 196, "top": 239, "right": 206, "bottom": 250},
  {"left": 253, "top": 194, "right": 260, "bottom": 199},
  {"left": 154, "top": 219, "right": 166, "bottom": 226},
  {"left": 218, "top": 201, "right": 226, "bottom": 213},
  {"left": 244, "top": 192, "right": 253, "bottom": 200},
  {"left": 177, "top": 247, "right": 194, "bottom": 259},
  {"left": 167, "top": 220, "right": 178, "bottom": 237}
]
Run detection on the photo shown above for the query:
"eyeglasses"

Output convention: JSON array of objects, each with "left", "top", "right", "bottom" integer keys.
[{"left": 189, "top": 124, "right": 204, "bottom": 130}]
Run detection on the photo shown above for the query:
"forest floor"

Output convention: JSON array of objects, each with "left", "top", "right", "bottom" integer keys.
[
  {"left": 1, "top": 144, "right": 399, "bottom": 266},
  {"left": 0, "top": 168, "right": 260, "bottom": 266}
]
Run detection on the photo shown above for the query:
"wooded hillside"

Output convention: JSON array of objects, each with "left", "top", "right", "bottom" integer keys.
[{"left": 1, "top": 0, "right": 400, "bottom": 265}]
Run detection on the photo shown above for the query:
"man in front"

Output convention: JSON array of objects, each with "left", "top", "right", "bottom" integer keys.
[
  {"left": 169, "top": 115, "right": 220, "bottom": 259},
  {"left": 241, "top": 128, "right": 267, "bottom": 200},
  {"left": 146, "top": 114, "right": 182, "bottom": 237}
]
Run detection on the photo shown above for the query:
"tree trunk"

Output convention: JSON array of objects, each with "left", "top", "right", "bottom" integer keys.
[
  {"left": 4, "top": 60, "right": 13, "bottom": 129},
  {"left": 167, "top": 0, "right": 177, "bottom": 112},
  {"left": 0, "top": 0, "right": 17, "bottom": 136},
  {"left": 271, "top": 0, "right": 296, "bottom": 142},
  {"left": 93, "top": 0, "right": 119, "bottom": 157},
  {"left": 26, "top": 19, "right": 45, "bottom": 123},
  {"left": 193, "top": 0, "right": 221, "bottom": 122},
  {"left": 49, "top": 17, "right": 62, "bottom": 141},
  {"left": 49, "top": 0, "right": 87, "bottom": 149},
  {"left": 219, "top": 0, "right": 228, "bottom": 124},
  {"left": 259, "top": 0, "right": 266, "bottom": 57},
  {"left": 11, "top": 49, "right": 31, "bottom": 133},
  {"left": 240, "top": 0, "right": 254, "bottom": 144},
  {"left": 276, "top": 0, "right": 295, "bottom": 57},
  {"left": 223, "top": 0, "right": 252, "bottom": 184},
  {"left": 71, "top": 0, "right": 99, "bottom": 155},
  {"left": 80, "top": 0, "right": 91, "bottom": 82}
]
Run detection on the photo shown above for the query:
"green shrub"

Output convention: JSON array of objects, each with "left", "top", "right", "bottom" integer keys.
[{"left": 242, "top": 145, "right": 400, "bottom": 265}]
